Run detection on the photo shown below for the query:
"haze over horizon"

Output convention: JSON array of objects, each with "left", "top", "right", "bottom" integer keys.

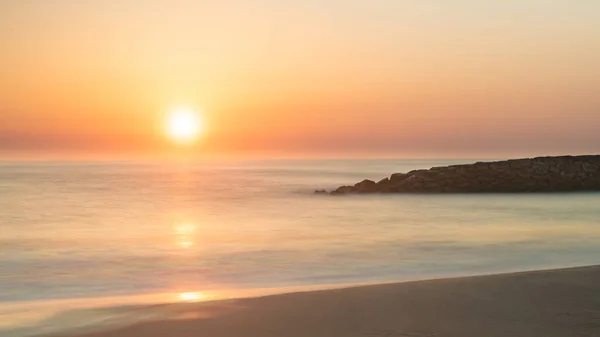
[{"left": 1, "top": 0, "right": 599, "bottom": 160}]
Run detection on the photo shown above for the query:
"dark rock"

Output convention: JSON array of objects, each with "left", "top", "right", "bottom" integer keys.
[
  {"left": 532, "top": 163, "right": 548, "bottom": 174},
  {"left": 473, "top": 162, "right": 490, "bottom": 170},
  {"left": 354, "top": 179, "right": 377, "bottom": 193},
  {"left": 377, "top": 177, "right": 390, "bottom": 185},
  {"left": 423, "top": 182, "right": 443, "bottom": 191},
  {"left": 560, "top": 172, "right": 577, "bottom": 180},
  {"left": 508, "top": 159, "right": 531, "bottom": 169},
  {"left": 379, "top": 185, "right": 398, "bottom": 193},
  {"left": 390, "top": 173, "right": 407, "bottom": 182},
  {"left": 331, "top": 185, "right": 354, "bottom": 195},
  {"left": 323, "top": 155, "right": 600, "bottom": 195},
  {"left": 548, "top": 166, "right": 561, "bottom": 174},
  {"left": 314, "top": 190, "right": 328, "bottom": 195},
  {"left": 582, "top": 162, "right": 599, "bottom": 173},
  {"left": 407, "top": 169, "right": 428, "bottom": 176}
]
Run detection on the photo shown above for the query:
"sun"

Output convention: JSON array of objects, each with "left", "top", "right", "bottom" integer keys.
[{"left": 165, "top": 107, "right": 203, "bottom": 144}]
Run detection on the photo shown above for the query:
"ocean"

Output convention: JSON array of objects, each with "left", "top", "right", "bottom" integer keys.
[{"left": 1, "top": 159, "right": 600, "bottom": 336}]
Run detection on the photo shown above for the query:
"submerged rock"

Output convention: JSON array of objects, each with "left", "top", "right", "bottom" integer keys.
[{"left": 320, "top": 155, "right": 600, "bottom": 195}]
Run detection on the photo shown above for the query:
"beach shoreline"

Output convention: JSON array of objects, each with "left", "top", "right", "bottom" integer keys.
[
  {"left": 4, "top": 160, "right": 600, "bottom": 337},
  {"left": 51, "top": 264, "right": 600, "bottom": 337}
]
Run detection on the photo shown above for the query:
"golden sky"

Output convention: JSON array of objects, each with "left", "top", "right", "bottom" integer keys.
[{"left": 1, "top": 1, "right": 599, "bottom": 159}]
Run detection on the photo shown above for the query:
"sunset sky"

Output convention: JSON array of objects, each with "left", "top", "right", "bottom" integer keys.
[{"left": 1, "top": 1, "right": 599, "bottom": 159}]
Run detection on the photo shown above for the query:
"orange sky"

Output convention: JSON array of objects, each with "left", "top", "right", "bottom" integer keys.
[{"left": 1, "top": 1, "right": 599, "bottom": 159}]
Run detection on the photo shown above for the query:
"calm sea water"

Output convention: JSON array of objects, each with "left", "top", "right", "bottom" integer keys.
[{"left": 1, "top": 159, "right": 600, "bottom": 336}]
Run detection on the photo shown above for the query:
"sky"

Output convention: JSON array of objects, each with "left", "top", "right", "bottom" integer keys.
[{"left": 1, "top": 0, "right": 599, "bottom": 159}]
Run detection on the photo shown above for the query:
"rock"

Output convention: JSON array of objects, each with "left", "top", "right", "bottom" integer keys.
[
  {"left": 377, "top": 177, "right": 390, "bottom": 185},
  {"left": 314, "top": 190, "right": 328, "bottom": 195},
  {"left": 330, "top": 185, "right": 354, "bottom": 195},
  {"left": 407, "top": 169, "right": 428, "bottom": 176},
  {"left": 379, "top": 185, "right": 398, "bottom": 193},
  {"left": 404, "top": 175, "right": 422, "bottom": 184},
  {"left": 508, "top": 159, "right": 531, "bottom": 169},
  {"left": 390, "top": 173, "right": 407, "bottom": 182},
  {"left": 423, "top": 182, "right": 443, "bottom": 191},
  {"left": 473, "top": 162, "right": 491, "bottom": 170},
  {"left": 560, "top": 172, "right": 577, "bottom": 180},
  {"left": 355, "top": 179, "right": 376, "bottom": 187},
  {"left": 322, "top": 155, "right": 600, "bottom": 194},
  {"left": 582, "top": 162, "right": 599, "bottom": 173},
  {"left": 548, "top": 166, "right": 561, "bottom": 174},
  {"left": 354, "top": 179, "right": 377, "bottom": 193},
  {"left": 532, "top": 163, "right": 548, "bottom": 174}
]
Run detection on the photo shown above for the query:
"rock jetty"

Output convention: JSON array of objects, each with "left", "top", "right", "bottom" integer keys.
[{"left": 318, "top": 155, "right": 600, "bottom": 195}]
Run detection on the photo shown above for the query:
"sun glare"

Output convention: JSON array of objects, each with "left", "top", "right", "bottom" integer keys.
[
  {"left": 166, "top": 108, "right": 203, "bottom": 144},
  {"left": 178, "top": 292, "right": 204, "bottom": 302}
]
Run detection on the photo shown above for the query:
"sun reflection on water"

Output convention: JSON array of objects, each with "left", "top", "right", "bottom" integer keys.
[
  {"left": 175, "top": 223, "right": 196, "bottom": 235},
  {"left": 179, "top": 240, "right": 193, "bottom": 248},
  {"left": 178, "top": 292, "right": 205, "bottom": 302},
  {"left": 174, "top": 222, "right": 196, "bottom": 248}
]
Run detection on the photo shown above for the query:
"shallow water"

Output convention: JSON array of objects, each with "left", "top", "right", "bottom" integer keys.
[{"left": 1, "top": 159, "right": 600, "bottom": 336}]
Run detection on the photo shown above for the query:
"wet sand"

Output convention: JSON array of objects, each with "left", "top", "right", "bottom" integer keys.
[{"left": 71, "top": 265, "right": 600, "bottom": 337}]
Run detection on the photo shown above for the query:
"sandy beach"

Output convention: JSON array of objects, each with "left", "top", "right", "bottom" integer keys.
[{"left": 67, "top": 265, "right": 600, "bottom": 337}]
